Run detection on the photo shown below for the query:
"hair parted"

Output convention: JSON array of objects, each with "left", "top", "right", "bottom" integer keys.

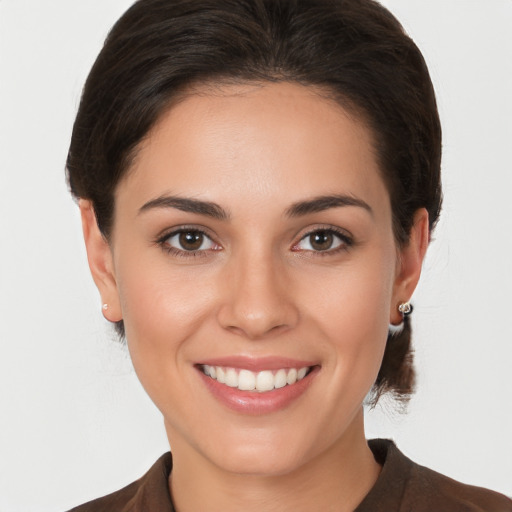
[{"left": 66, "top": 0, "right": 442, "bottom": 404}]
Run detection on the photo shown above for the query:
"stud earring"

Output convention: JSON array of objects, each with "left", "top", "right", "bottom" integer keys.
[
  {"left": 398, "top": 302, "right": 413, "bottom": 315},
  {"left": 102, "top": 304, "right": 109, "bottom": 311}
]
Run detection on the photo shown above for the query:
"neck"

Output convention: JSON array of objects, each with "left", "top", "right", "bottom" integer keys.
[{"left": 168, "top": 410, "right": 381, "bottom": 512}]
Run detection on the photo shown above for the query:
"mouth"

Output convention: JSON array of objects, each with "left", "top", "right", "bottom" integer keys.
[
  {"left": 200, "top": 364, "right": 313, "bottom": 393},
  {"left": 195, "top": 357, "right": 319, "bottom": 414}
]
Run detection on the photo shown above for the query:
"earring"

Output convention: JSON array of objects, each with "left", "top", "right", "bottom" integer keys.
[
  {"left": 398, "top": 302, "right": 413, "bottom": 315},
  {"left": 102, "top": 304, "right": 109, "bottom": 311}
]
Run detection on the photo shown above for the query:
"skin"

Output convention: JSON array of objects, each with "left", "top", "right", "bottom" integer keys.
[{"left": 81, "top": 82, "right": 429, "bottom": 512}]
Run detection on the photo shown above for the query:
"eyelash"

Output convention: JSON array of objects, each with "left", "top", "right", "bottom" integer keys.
[
  {"left": 156, "top": 226, "right": 353, "bottom": 259},
  {"left": 291, "top": 227, "right": 354, "bottom": 256},
  {"left": 156, "top": 226, "right": 220, "bottom": 259}
]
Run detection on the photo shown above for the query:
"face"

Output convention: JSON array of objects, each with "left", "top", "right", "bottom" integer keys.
[{"left": 83, "top": 82, "right": 426, "bottom": 477}]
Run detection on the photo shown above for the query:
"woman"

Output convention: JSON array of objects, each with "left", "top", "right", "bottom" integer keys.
[{"left": 63, "top": 0, "right": 511, "bottom": 510}]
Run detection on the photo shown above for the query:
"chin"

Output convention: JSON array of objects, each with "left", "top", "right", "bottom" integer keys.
[
  {"left": 212, "top": 443, "right": 309, "bottom": 477},
  {"left": 193, "top": 420, "right": 327, "bottom": 478}
]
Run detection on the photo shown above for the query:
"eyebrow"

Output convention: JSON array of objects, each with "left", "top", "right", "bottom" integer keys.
[
  {"left": 138, "top": 195, "right": 229, "bottom": 220},
  {"left": 138, "top": 193, "right": 372, "bottom": 220},
  {"left": 285, "top": 194, "right": 373, "bottom": 218}
]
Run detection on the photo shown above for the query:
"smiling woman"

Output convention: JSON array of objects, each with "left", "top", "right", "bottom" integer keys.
[
  {"left": 81, "top": 82, "right": 414, "bottom": 487},
  {"left": 55, "top": 0, "right": 512, "bottom": 511}
]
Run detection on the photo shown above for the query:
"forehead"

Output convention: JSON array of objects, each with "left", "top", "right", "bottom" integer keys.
[{"left": 118, "top": 82, "right": 389, "bottom": 218}]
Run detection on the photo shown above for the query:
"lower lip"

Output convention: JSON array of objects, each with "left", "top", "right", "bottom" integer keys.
[{"left": 197, "top": 367, "right": 318, "bottom": 415}]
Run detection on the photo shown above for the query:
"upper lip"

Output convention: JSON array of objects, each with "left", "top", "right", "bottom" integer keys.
[{"left": 196, "top": 356, "right": 318, "bottom": 372}]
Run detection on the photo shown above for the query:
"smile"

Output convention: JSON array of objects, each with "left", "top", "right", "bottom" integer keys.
[{"left": 201, "top": 365, "right": 311, "bottom": 392}]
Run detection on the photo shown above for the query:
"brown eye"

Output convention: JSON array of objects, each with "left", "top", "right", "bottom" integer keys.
[
  {"left": 179, "top": 231, "right": 204, "bottom": 251},
  {"left": 164, "top": 230, "right": 217, "bottom": 252},
  {"left": 309, "top": 231, "right": 334, "bottom": 251},
  {"left": 293, "top": 228, "right": 349, "bottom": 253}
]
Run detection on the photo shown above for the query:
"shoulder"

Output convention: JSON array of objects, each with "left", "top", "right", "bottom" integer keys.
[
  {"left": 406, "top": 460, "right": 512, "bottom": 512},
  {"left": 66, "top": 453, "right": 174, "bottom": 512},
  {"left": 358, "top": 439, "right": 512, "bottom": 512}
]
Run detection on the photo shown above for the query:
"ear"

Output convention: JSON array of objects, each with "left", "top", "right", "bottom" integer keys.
[
  {"left": 390, "top": 208, "right": 430, "bottom": 325},
  {"left": 79, "top": 200, "right": 122, "bottom": 322}
]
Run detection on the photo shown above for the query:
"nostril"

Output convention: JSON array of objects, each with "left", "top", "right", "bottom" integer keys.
[
  {"left": 216, "top": 270, "right": 300, "bottom": 338},
  {"left": 222, "top": 322, "right": 289, "bottom": 340}
]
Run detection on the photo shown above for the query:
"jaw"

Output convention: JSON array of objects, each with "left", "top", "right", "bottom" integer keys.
[{"left": 166, "top": 408, "right": 380, "bottom": 512}]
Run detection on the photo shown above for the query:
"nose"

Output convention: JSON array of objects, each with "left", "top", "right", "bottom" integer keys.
[{"left": 217, "top": 250, "right": 299, "bottom": 340}]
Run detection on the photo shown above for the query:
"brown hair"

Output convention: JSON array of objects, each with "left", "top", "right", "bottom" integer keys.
[{"left": 67, "top": 0, "right": 442, "bottom": 404}]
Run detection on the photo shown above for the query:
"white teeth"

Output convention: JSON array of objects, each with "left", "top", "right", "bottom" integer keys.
[
  {"left": 202, "top": 365, "right": 310, "bottom": 392},
  {"left": 238, "top": 369, "right": 256, "bottom": 391},
  {"left": 256, "top": 370, "right": 274, "bottom": 392},
  {"left": 225, "top": 368, "right": 238, "bottom": 388},
  {"left": 297, "top": 367, "right": 307, "bottom": 380},
  {"left": 274, "top": 369, "right": 287, "bottom": 389},
  {"left": 216, "top": 367, "right": 226, "bottom": 384},
  {"left": 287, "top": 368, "right": 298, "bottom": 385}
]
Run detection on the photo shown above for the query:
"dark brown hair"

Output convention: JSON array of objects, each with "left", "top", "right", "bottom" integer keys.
[{"left": 67, "top": 0, "right": 442, "bottom": 404}]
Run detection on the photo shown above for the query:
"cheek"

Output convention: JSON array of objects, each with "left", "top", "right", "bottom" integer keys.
[
  {"left": 297, "top": 251, "right": 396, "bottom": 375},
  {"left": 304, "top": 253, "right": 394, "bottom": 324},
  {"left": 114, "top": 257, "right": 217, "bottom": 381}
]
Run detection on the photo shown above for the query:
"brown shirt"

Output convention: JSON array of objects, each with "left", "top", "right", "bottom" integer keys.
[{"left": 68, "top": 439, "right": 512, "bottom": 511}]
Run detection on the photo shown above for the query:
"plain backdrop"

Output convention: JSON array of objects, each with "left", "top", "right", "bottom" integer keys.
[{"left": 1, "top": 1, "right": 511, "bottom": 510}]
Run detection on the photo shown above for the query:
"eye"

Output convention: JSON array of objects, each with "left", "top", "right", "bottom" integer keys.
[
  {"left": 164, "top": 229, "right": 218, "bottom": 252},
  {"left": 293, "top": 229, "right": 351, "bottom": 253}
]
